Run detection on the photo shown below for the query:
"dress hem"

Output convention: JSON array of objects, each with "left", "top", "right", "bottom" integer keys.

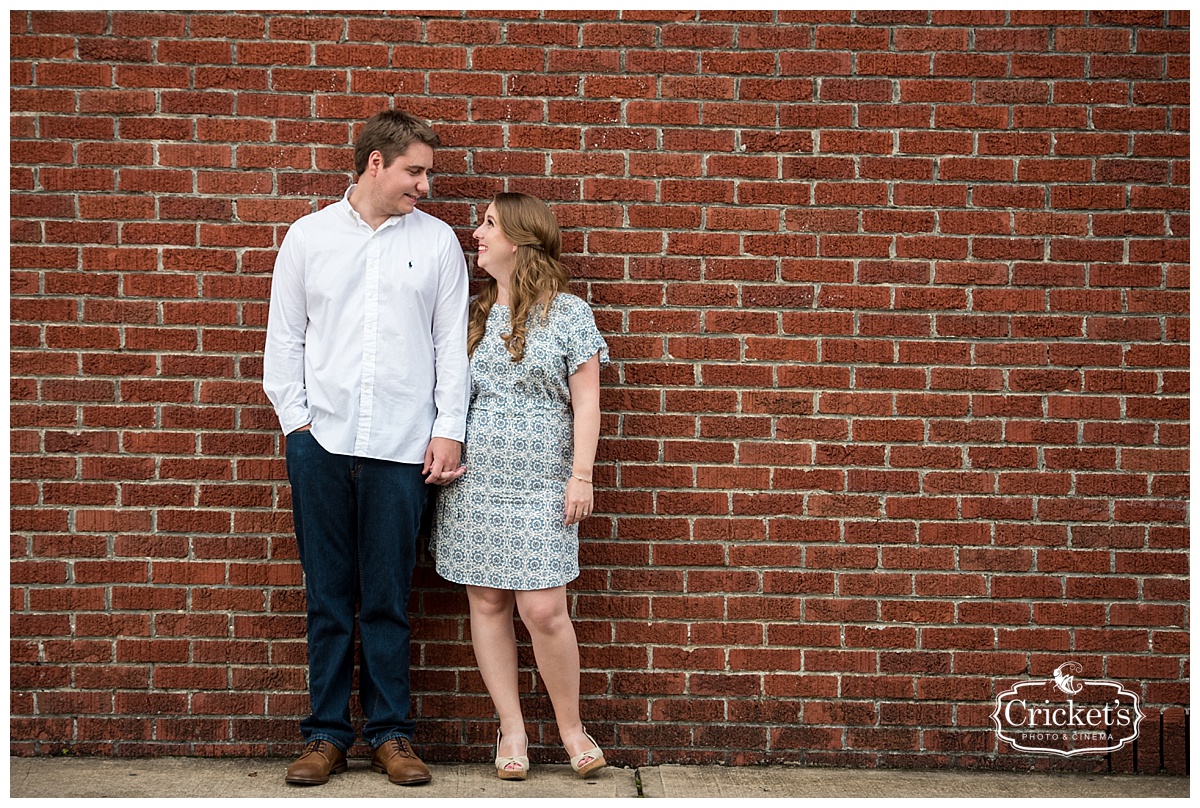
[{"left": 434, "top": 568, "right": 579, "bottom": 592}]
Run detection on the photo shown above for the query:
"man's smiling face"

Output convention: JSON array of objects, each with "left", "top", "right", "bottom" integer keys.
[{"left": 371, "top": 142, "right": 434, "bottom": 217}]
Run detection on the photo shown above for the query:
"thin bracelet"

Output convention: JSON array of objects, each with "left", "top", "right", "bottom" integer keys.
[{"left": 571, "top": 474, "right": 593, "bottom": 483}]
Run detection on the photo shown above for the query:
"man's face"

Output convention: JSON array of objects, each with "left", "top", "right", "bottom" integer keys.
[{"left": 371, "top": 142, "right": 434, "bottom": 216}]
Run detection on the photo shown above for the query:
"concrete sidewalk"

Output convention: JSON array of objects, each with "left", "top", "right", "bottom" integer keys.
[{"left": 9, "top": 756, "right": 1189, "bottom": 799}]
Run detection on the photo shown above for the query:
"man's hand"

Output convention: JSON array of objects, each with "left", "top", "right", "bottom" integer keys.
[{"left": 423, "top": 437, "right": 465, "bottom": 486}]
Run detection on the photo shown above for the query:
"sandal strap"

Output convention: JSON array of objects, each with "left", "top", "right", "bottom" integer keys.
[
  {"left": 570, "top": 731, "right": 605, "bottom": 769},
  {"left": 495, "top": 729, "right": 530, "bottom": 770}
]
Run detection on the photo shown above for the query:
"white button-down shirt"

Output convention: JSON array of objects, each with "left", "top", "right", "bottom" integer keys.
[{"left": 263, "top": 186, "right": 469, "bottom": 464}]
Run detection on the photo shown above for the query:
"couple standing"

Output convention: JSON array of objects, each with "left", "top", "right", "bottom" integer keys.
[{"left": 262, "top": 110, "right": 609, "bottom": 786}]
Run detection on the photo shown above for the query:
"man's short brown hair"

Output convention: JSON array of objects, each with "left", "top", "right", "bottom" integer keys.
[{"left": 354, "top": 109, "right": 440, "bottom": 176}]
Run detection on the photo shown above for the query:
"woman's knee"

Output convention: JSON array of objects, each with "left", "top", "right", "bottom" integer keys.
[
  {"left": 467, "top": 585, "right": 516, "bottom": 617},
  {"left": 515, "top": 589, "right": 570, "bottom": 634}
]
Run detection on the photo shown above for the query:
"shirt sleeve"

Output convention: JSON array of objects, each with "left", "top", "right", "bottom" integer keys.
[
  {"left": 428, "top": 226, "right": 470, "bottom": 442},
  {"left": 563, "top": 296, "right": 610, "bottom": 376},
  {"left": 262, "top": 223, "right": 312, "bottom": 434}
]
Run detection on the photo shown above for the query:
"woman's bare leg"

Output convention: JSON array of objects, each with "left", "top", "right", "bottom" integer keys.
[
  {"left": 466, "top": 585, "right": 527, "bottom": 764},
  {"left": 514, "top": 586, "right": 596, "bottom": 763}
]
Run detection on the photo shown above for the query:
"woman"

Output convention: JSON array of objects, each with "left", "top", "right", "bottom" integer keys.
[{"left": 432, "top": 193, "right": 610, "bottom": 781}]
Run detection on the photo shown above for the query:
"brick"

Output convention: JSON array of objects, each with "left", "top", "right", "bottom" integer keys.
[{"left": 5, "top": 11, "right": 1189, "bottom": 768}]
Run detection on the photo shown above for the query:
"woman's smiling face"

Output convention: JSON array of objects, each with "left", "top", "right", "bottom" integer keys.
[{"left": 473, "top": 202, "right": 518, "bottom": 280}]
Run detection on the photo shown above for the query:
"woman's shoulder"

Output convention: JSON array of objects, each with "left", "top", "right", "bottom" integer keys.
[{"left": 550, "top": 292, "right": 593, "bottom": 317}]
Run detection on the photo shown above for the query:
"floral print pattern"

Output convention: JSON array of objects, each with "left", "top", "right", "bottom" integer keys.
[{"left": 432, "top": 293, "right": 609, "bottom": 590}]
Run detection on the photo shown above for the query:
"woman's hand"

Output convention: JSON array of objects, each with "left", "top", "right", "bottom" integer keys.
[
  {"left": 424, "top": 436, "right": 466, "bottom": 486},
  {"left": 564, "top": 476, "right": 593, "bottom": 526}
]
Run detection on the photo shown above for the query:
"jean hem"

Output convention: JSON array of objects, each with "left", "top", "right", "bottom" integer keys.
[
  {"left": 302, "top": 733, "right": 350, "bottom": 753},
  {"left": 367, "top": 731, "right": 413, "bottom": 749}
]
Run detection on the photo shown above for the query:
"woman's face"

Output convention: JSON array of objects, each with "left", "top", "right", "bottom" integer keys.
[{"left": 472, "top": 203, "right": 518, "bottom": 281}]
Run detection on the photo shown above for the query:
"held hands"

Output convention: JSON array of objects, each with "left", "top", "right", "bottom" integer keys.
[
  {"left": 564, "top": 475, "right": 594, "bottom": 526},
  {"left": 424, "top": 437, "right": 466, "bottom": 486}
]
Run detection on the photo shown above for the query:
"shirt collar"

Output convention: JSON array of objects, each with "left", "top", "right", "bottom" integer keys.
[{"left": 342, "top": 184, "right": 408, "bottom": 232}]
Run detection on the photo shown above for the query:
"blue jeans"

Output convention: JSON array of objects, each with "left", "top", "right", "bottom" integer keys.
[{"left": 285, "top": 430, "right": 427, "bottom": 751}]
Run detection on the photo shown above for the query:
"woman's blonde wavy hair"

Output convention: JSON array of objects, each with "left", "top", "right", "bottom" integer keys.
[{"left": 467, "top": 193, "right": 570, "bottom": 362}]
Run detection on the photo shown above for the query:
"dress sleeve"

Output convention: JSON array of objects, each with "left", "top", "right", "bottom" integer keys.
[{"left": 562, "top": 296, "right": 610, "bottom": 376}]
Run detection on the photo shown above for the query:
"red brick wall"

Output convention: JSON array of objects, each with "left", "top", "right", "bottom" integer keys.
[{"left": 10, "top": 10, "right": 1190, "bottom": 772}]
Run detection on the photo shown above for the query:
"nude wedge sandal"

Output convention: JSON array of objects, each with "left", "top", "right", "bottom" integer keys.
[
  {"left": 569, "top": 731, "right": 606, "bottom": 779},
  {"left": 495, "top": 730, "right": 529, "bottom": 781}
]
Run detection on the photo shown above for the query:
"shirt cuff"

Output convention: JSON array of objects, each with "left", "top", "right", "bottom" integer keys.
[
  {"left": 279, "top": 409, "right": 311, "bottom": 435},
  {"left": 430, "top": 416, "right": 466, "bottom": 444}
]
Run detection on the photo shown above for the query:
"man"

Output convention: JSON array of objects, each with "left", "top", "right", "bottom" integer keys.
[{"left": 263, "top": 109, "right": 469, "bottom": 786}]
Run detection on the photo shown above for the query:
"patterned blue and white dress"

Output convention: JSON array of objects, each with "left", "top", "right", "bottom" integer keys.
[{"left": 432, "top": 293, "right": 609, "bottom": 590}]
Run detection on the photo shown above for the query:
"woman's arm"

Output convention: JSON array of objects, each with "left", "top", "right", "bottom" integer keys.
[{"left": 564, "top": 352, "right": 602, "bottom": 526}]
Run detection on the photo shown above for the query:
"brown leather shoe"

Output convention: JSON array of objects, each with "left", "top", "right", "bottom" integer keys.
[
  {"left": 285, "top": 739, "right": 347, "bottom": 785},
  {"left": 371, "top": 737, "right": 432, "bottom": 785}
]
